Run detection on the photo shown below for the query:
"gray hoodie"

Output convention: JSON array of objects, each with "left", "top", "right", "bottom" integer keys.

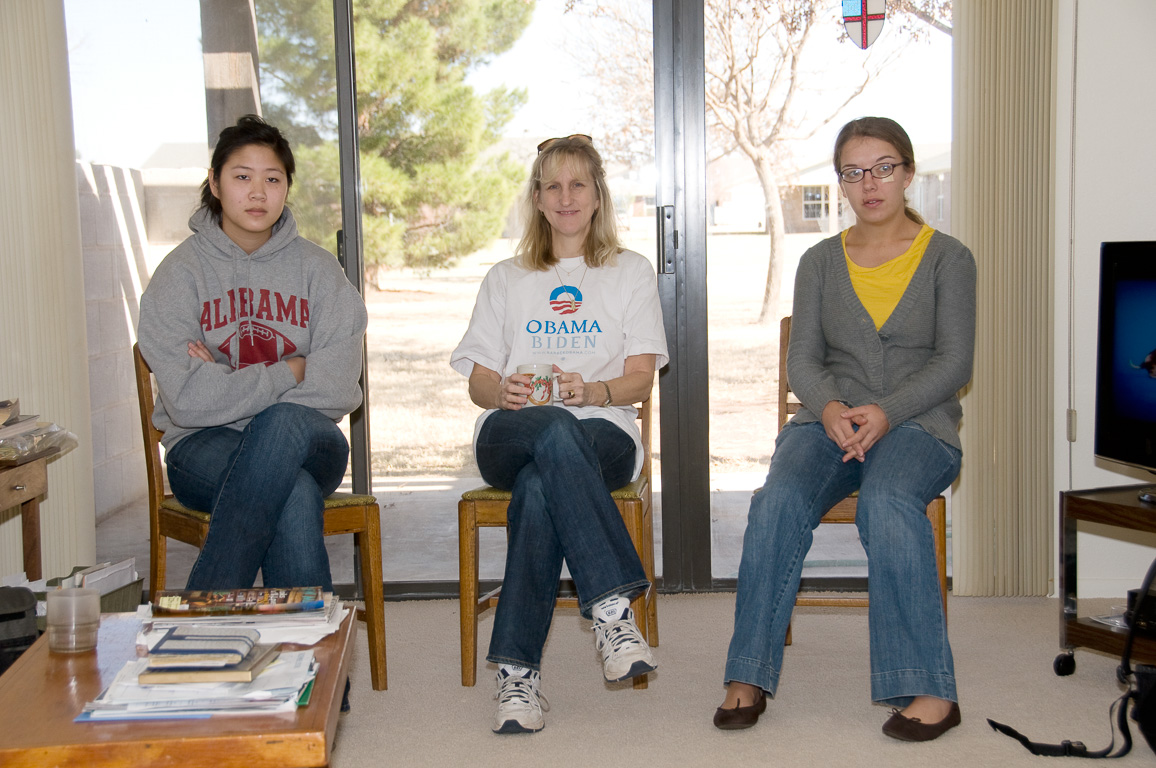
[{"left": 138, "top": 206, "right": 368, "bottom": 451}]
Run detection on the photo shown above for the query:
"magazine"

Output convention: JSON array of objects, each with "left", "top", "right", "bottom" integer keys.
[{"left": 153, "top": 587, "right": 325, "bottom": 616}]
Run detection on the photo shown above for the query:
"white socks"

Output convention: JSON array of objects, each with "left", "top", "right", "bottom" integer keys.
[
  {"left": 592, "top": 594, "right": 631, "bottom": 623},
  {"left": 499, "top": 663, "right": 533, "bottom": 678}
]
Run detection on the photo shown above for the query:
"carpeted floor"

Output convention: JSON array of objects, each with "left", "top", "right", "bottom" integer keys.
[{"left": 333, "top": 592, "right": 1152, "bottom": 766}]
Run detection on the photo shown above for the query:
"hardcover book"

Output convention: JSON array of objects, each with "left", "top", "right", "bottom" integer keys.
[
  {"left": 153, "top": 587, "right": 324, "bottom": 616},
  {"left": 139, "top": 644, "right": 280, "bottom": 684},
  {"left": 148, "top": 625, "right": 260, "bottom": 666}
]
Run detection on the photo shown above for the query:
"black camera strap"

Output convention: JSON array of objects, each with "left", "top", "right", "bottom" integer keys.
[
  {"left": 988, "top": 694, "right": 1131, "bottom": 758},
  {"left": 987, "top": 556, "right": 1156, "bottom": 759}
]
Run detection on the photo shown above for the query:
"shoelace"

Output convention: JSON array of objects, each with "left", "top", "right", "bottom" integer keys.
[
  {"left": 594, "top": 618, "right": 644, "bottom": 655},
  {"left": 496, "top": 673, "right": 550, "bottom": 712}
]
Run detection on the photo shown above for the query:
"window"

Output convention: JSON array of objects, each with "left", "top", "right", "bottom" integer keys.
[{"left": 802, "top": 185, "right": 829, "bottom": 220}]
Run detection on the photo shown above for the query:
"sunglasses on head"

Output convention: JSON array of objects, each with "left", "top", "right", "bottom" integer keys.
[{"left": 537, "top": 134, "right": 593, "bottom": 153}]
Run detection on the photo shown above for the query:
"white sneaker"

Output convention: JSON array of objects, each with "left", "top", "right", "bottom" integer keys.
[
  {"left": 593, "top": 607, "right": 657, "bottom": 682},
  {"left": 493, "top": 667, "right": 549, "bottom": 734}
]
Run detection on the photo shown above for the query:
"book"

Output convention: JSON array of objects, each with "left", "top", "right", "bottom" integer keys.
[
  {"left": 153, "top": 587, "right": 325, "bottom": 616},
  {"left": 138, "top": 644, "right": 280, "bottom": 684},
  {"left": 148, "top": 625, "right": 260, "bottom": 666}
]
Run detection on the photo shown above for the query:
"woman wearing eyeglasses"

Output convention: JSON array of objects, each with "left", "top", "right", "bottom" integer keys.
[
  {"left": 451, "top": 134, "right": 668, "bottom": 734},
  {"left": 714, "top": 117, "right": 976, "bottom": 742}
]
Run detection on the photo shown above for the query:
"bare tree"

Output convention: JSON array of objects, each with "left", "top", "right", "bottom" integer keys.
[{"left": 567, "top": 0, "right": 951, "bottom": 322}]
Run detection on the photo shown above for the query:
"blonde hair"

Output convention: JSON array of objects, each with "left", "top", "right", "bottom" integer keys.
[
  {"left": 834, "top": 116, "right": 925, "bottom": 226},
  {"left": 515, "top": 137, "right": 621, "bottom": 271}
]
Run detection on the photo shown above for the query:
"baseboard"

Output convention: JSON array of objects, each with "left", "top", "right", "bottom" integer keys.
[{"left": 330, "top": 575, "right": 956, "bottom": 602}]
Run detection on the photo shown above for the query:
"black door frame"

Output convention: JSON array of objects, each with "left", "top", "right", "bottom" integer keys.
[
  {"left": 654, "top": 0, "right": 712, "bottom": 591},
  {"left": 331, "top": 0, "right": 717, "bottom": 596}
]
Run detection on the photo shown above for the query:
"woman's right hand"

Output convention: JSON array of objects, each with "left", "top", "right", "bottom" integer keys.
[
  {"left": 821, "top": 400, "right": 862, "bottom": 463},
  {"left": 497, "top": 373, "right": 532, "bottom": 410}
]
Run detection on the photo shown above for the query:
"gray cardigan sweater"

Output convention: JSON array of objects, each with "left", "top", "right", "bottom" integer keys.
[{"left": 786, "top": 229, "right": 977, "bottom": 450}]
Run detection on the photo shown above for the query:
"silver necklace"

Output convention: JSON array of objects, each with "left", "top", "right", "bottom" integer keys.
[{"left": 552, "top": 262, "right": 588, "bottom": 312}]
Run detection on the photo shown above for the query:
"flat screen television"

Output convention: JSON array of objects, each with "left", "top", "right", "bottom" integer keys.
[{"left": 1094, "top": 241, "right": 1156, "bottom": 504}]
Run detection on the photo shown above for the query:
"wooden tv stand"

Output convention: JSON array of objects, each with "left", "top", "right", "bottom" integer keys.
[{"left": 1057, "top": 485, "right": 1156, "bottom": 674}]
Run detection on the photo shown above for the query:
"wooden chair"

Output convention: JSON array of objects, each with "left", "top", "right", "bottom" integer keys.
[
  {"left": 458, "top": 398, "right": 658, "bottom": 689},
  {"left": 132, "top": 343, "right": 388, "bottom": 690},
  {"left": 778, "top": 316, "right": 948, "bottom": 645}
]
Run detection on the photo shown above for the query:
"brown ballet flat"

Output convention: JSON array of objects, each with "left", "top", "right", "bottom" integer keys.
[
  {"left": 882, "top": 701, "right": 961, "bottom": 742},
  {"left": 713, "top": 689, "right": 767, "bottom": 730}
]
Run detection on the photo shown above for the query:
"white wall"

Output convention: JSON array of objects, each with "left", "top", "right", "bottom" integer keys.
[{"left": 1054, "top": 0, "right": 1156, "bottom": 597}]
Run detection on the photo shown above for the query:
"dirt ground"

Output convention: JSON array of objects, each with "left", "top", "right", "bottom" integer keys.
[{"left": 363, "top": 231, "right": 824, "bottom": 478}]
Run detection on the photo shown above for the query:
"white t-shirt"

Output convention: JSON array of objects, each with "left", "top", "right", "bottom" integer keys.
[{"left": 450, "top": 250, "right": 669, "bottom": 480}]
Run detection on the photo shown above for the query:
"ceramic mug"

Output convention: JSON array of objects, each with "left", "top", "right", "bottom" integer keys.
[{"left": 516, "top": 364, "right": 559, "bottom": 406}]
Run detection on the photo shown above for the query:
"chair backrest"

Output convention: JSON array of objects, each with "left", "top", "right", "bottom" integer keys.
[
  {"left": 132, "top": 343, "right": 168, "bottom": 512},
  {"left": 777, "top": 316, "right": 801, "bottom": 432}
]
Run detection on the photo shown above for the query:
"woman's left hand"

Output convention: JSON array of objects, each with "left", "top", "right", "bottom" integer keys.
[
  {"left": 838, "top": 404, "right": 890, "bottom": 461},
  {"left": 187, "top": 340, "right": 213, "bottom": 363},
  {"left": 553, "top": 365, "right": 589, "bottom": 406}
]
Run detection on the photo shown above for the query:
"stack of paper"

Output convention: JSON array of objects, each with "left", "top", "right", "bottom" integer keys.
[{"left": 77, "top": 650, "right": 317, "bottom": 721}]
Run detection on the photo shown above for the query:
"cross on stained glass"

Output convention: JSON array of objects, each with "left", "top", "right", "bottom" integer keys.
[{"left": 843, "top": 0, "right": 886, "bottom": 50}]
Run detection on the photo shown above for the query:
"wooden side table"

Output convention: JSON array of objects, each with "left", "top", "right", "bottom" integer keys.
[
  {"left": 0, "top": 448, "right": 58, "bottom": 581},
  {"left": 1057, "top": 485, "right": 1156, "bottom": 674}
]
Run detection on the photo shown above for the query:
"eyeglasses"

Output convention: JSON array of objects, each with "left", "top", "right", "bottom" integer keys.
[
  {"left": 537, "top": 134, "right": 593, "bottom": 153},
  {"left": 838, "top": 161, "right": 906, "bottom": 183}
]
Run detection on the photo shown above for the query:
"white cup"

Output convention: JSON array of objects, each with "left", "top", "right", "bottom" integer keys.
[
  {"left": 46, "top": 587, "right": 101, "bottom": 653},
  {"left": 516, "top": 364, "right": 559, "bottom": 406}
]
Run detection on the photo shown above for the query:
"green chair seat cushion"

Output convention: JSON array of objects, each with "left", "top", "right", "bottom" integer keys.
[
  {"left": 461, "top": 476, "right": 646, "bottom": 502},
  {"left": 160, "top": 492, "right": 376, "bottom": 523}
]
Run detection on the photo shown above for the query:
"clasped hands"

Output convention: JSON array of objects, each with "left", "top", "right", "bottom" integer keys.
[
  {"left": 498, "top": 364, "right": 589, "bottom": 410},
  {"left": 822, "top": 400, "right": 890, "bottom": 463}
]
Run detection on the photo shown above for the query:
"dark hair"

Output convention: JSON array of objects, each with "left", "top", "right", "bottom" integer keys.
[
  {"left": 198, "top": 115, "right": 295, "bottom": 221},
  {"left": 833, "top": 116, "right": 925, "bottom": 226}
]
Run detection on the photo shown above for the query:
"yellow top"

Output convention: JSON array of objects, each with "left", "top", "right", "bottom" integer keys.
[{"left": 844, "top": 225, "right": 934, "bottom": 330}]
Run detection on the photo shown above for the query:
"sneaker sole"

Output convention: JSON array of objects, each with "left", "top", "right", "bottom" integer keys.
[
  {"left": 493, "top": 719, "right": 543, "bottom": 734},
  {"left": 604, "top": 659, "right": 657, "bottom": 683}
]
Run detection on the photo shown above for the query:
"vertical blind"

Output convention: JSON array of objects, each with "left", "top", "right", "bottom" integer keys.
[
  {"left": 952, "top": 0, "right": 1055, "bottom": 596},
  {"left": 0, "top": 1, "right": 96, "bottom": 577}
]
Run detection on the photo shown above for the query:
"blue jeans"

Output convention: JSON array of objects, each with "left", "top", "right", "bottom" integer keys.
[
  {"left": 166, "top": 402, "right": 348, "bottom": 591},
  {"left": 477, "top": 406, "right": 646, "bottom": 671},
  {"left": 724, "top": 420, "right": 962, "bottom": 706}
]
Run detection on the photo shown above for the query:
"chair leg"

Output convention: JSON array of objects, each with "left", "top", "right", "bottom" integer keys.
[
  {"left": 459, "top": 499, "right": 480, "bottom": 687},
  {"left": 150, "top": 533, "right": 167, "bottom": 603},
  {"left": 642, "top": 506, "right": 659, "bottom": 647},
  {"left": 927, "top": 496, "right": 948, "bottom": 618},
  {"left": 358, "top": 503, "right": 387, "bottom": 691},
  {"left": 616, "top": 498, "right": 651, "bottom": 691}
]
